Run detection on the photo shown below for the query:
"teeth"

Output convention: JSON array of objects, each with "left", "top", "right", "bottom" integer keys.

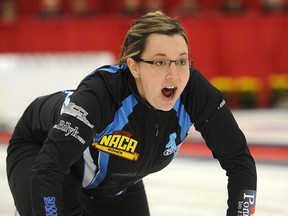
[{"left": 166, "top": 87, "right": 175, "bottom": 89}]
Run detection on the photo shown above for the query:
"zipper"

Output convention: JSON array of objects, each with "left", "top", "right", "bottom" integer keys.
[
  {"left": 155, "top": 121, "right": 159, "bottom": 137},
  {"left": 138, "top": 113, "right": 159, "bottom": 176},
  {"left": 147, "top": 113, "right": 159, "bottom": 163}
]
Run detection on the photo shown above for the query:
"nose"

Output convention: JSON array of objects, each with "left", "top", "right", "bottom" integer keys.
[{"left": 166, "top": 63, "right": 179, "bottom": 80}]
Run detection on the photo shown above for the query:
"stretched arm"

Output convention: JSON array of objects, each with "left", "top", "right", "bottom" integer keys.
[
  {"left": 187, "top": 68, "right": 257, "bottom": 215},
  {"left": 30, "top": 89, "right": 100, "bottom": 215},
  {"left": 197, "top": 103, "right": 257, "bottom": 215}
]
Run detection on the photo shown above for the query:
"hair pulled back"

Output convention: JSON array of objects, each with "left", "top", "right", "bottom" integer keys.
[{"left": 117, "top": 11, "right": 189, "bottom": 64}]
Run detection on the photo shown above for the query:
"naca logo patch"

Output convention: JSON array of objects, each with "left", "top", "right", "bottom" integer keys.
[{"left": 92, "top": 131, "right": 140, "bottom": 161}]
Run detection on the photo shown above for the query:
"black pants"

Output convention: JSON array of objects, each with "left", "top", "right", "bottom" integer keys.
[{"left": 6, "top": 98, "right": 150, "bottom": 216}]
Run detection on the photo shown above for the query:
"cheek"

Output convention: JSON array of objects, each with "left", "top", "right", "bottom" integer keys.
[
  {"left": 143, "top": 77, "right": 160, "bottom": 94},
  {"left": 142, "top": 72, "right": 161, "bottom": 89},
  {"left": 180, "top": 72, "right": 190, "bottom": 88},
  {"left": 141, "top": 76, "right": 163, "bottom": 102}
]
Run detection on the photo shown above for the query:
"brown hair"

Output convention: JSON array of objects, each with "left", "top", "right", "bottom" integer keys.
[{"left": 117, "top": 11, "right": 189, "bottom": 64}]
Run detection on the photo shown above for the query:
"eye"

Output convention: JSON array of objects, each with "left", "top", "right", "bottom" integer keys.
[
  {"left": 153, "top": 60, "right": 167, "bottom": 66},
  {"left": 177, "top": 59, "right": 188, "bottom": 66}
]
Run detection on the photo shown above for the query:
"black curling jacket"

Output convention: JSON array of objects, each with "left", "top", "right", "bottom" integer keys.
[{"left": 30, "top": 64, "right": 257, "bottom": 215}]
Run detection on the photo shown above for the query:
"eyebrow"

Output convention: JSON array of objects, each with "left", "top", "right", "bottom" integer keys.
[{"left": 152, "top": 52, "right": 188, "bottom": 58}]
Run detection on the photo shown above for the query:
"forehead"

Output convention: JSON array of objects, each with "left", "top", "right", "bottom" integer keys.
[{"left": 143, "top": 33, "right": 189, "bottom": 58}]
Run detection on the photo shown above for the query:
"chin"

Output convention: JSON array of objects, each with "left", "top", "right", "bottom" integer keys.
[
  {"left": 160, "top": 107, "right": 173, "bottom": 112},
  {"left": 149, "top": 97, "right": 177, "bottom": 111},
  {"left": 155, "top": 103, "right": 175, "bottom": 112}
]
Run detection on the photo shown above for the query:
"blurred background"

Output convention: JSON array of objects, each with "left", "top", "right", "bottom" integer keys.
[
  {"left": 0, "top": 0, "right": 288, "bottom": 215},
  {"left": 1, "top": 0, "right": 287, "bottom": 160},
  {"left": 1, "top": 0, "right": 288, "bottom": 129}
]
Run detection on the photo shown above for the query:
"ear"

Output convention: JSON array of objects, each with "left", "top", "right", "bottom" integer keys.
[{"left": 127, "top": 58, "right": 140, "bottom": 78}]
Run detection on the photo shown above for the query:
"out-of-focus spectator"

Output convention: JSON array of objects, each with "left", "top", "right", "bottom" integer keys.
[
  {"left": 144, "top": 0, "right": 164, "bottom": 13},
  {"left": 38, "top": 0, "right": 64, "bottom": 19},
  {"left": 0, "top": 0, "right": 17, "bottom": 23},
  {"left": 261, "top": 0, "right": 288, "bottom": 13},
  {"left": 218, "top": 0, "right": 247, "bottom": 14},
  {"left": 121, "top": 0, "right": 142, "bottom": 15},
  {"left": 69, "top": 0, "right": 96, "bottom": 18},
  {"left": 175, "top": 0, "right": 202, "bottom": 16}
]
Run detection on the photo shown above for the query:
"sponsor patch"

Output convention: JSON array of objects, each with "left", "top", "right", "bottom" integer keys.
[
  {"left": 62, "top": 102, "right": 94, "bottom": 129},
  {"left": 92, "top": 131, "right": 140, "bottom": 161},
  {"left": 237, "top": 190, "right": 256, "bottom": 216},
  {"left": 54, "top": 120, "right": 85, "bottom": 144}
]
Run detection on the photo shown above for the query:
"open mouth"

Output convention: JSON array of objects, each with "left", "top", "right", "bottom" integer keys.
[{"left": 161, "top": 87, "right": 177, "bottom": 98}]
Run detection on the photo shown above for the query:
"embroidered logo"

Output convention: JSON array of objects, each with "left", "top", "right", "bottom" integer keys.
[
  {"left": 163, "top": 132, "right": 177, "bottom": 156},
  {"left": 44, "top": 196, "right": 58, "bottom": 216},
  {"left": 54, "top": 120, "right": 85, "bottom": 144},
  {"left": 62, "top": 102, "right": 94, "bottom": 129},
  {"left": 93, "top": 131, "right": 140, "bottom": 161}
]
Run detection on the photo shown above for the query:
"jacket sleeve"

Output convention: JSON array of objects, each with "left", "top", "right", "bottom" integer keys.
[
  {"left": 189, "top": 69, "right": 257, "bottom": 215},
  {"left": 30, "top": 89, "right": 101, "bottom": 215},
  {"left": 199, "top": 103, "right": 257, "bottom": 215}
]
